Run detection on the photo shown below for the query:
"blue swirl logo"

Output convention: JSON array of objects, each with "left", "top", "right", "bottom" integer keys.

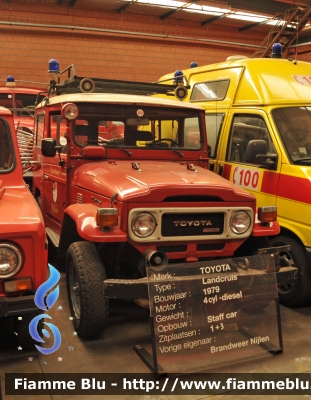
[{"left": 29, "top": 264, "right": 62, "bottom": 354}]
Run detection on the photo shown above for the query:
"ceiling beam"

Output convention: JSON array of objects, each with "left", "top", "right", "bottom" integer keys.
[
  {"left": 160, "top": 0, "right": 200, "bottom": 20},
  {"left": 117, "top": 0, "right": 138, "bottom": 14},
  {"left": 238, "top": 18, "right": 272, "bottom": 32},
  {"left": 201, "top": 13, "right": 229, "bottom": 26}
]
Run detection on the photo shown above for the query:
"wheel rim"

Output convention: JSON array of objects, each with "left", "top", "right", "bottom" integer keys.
[
  {"left": 277, "top": 249, "right": 296, "bottom": 294},
  {"left": 69, "top": 261, "right": 81, "bottom": 319}
]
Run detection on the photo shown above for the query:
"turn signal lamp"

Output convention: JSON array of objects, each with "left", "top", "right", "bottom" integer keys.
[
  {"left": 4, "top": 278, "right": 33, "bottom": 293},
  {"left": 61, "top": 103, "right": 79, "bottom": 120},
  {"left": 48, "top": 58, "right": 60, "bottom": 81},
  {"left": 258, "top": 206, "right": 277, "bottom": 223},
  {"left": 6, "top": 75, "right": 16, "bottom": 87},
  {"left": 95, "top": 208, "right": 118, "bottom": 227}
]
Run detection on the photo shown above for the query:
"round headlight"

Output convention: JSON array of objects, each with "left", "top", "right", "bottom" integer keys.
[
  {"left": 0, "top": 243, "right": 23, "bottom": 278},
  {"left": 61, "top": 103, "right": 79, "bottom": 120},
  {"left": 132, "top": 212, "right": 156, "bottom": 238},
  {"left": 230, "top": 211, "right": 251, "bottom": 234}
]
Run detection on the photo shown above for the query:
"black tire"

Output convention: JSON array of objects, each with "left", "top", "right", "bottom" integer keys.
[
  {"left": 234, "top": 236, "right": 271, "bottom": 257},
  {"left": 270, "top": 235, "right": 311, "bottom": 306},
  {"left": 66, "top": 241, "right": 109, "bottom": 337}
]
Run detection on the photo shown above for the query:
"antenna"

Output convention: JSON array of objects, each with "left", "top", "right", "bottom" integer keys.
[{"left": 294, "top": 15, "right": 298, "bottom": 64}]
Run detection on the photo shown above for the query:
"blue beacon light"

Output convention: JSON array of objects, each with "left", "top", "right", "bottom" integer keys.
[
  {"left": 48, "top": 59, "right": 60, "bottom": 83},
  {"left": 48, "top": 59, "right": 60, "bottom": 74},
  {"left": 272, "top": 43, "right": 282, "bottom": 59},
  {"left": 190, "top": 61, "right": 198, "bottom": 68},
  {"left": 174, "top": 70, "right": 184, "bottom": 84},
  {"left": 6, "top": 75, "right": 16, "bottom": 87}
]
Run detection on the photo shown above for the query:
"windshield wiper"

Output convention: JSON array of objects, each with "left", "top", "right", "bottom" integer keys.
[
  {"left": 166, "top": 148, "right": 184, "bottom": 157},
  {"left": 147, "top": 143, "right": 184, "bottom": 157},
  {"left": 104, "top": 144, "right": 132, "bottom": 156}
]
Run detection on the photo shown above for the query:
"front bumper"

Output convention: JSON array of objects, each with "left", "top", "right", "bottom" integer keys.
[{"left": 0, "top": 294, "right": 38, "bottom": 317}]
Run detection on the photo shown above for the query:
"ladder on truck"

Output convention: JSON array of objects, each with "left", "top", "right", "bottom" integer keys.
[{"left": 252, "top": 5, "right": 311, "bottom": 58}]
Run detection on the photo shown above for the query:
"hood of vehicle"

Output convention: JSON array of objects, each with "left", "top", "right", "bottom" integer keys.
[
  {"left": 73, "top": 160, "right": 254, "bottom": 203},
  {"left": 0, "top": 185, "right": 43, "bottom": 233}
]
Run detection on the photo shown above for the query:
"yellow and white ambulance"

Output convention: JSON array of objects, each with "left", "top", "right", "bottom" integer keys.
[{"left": 158, "top": 54, "right": 311, "bottom": 306}]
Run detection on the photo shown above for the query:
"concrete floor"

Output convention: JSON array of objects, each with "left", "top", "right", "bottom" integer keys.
[{"left": 1, "top": 261, "right": 311, "bottom": 400}]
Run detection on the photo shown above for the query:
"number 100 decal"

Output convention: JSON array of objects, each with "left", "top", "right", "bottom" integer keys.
[
  {"left": 29, "top": 264, "right": 62, "bottom": 354},
  {"left": 232, "top": 166, "right": 261, "bottom": 191}
]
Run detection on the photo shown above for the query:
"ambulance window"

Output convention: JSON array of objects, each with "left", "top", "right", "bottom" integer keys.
[
  {"left": 205, "top": 113, "right": 225, "bottom": 157},
  {"left": 227, "top": 115, "right": 274, "bottom": 163},
  {"left": 191, "top": 80, "right": 229, "bottom": 102},
  {"left": 35, "top": 114, "right": 45, "bottom": 147},
  {"left": 273, "top": 107, "right": 311, "bottom": 162}
]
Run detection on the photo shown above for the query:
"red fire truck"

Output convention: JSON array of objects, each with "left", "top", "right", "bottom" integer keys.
[
  {"left": 0, "top": 105, "right": 48, "bottom": 348},
  {"left": 31, "top": 61, "right": 295, "bottom": 338},
  {"left": 0, "top": 76, "right": 46, "bottom": 183}
]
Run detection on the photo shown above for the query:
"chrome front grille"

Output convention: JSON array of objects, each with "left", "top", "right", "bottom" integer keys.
[{"left": 128, "top": 207, "right": 253, "bottom": 243}]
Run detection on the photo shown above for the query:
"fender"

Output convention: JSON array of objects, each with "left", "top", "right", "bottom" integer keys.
[
  {"left": 252, "top": 220, "right": 280, "bottom": 237},
  {"left": 60, "top": 203, "right": 127, "bottom": 246}
]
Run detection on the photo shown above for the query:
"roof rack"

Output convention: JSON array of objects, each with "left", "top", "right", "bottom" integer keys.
[{"left": 50, "top": 64, "right": 180, "bottom": 97}]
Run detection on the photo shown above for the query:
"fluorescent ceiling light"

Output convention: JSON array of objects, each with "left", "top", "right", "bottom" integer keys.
[
  {"left": 227, "top": 12, "right": 270, "bottom": 23},
  {"left": 121, "top": 0, "right": 282, "bottom": 26}
]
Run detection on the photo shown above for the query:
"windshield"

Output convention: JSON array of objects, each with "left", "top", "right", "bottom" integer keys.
[
  {"left": 0, "top": 118, "right": 15, "bottom": 173},
  {"left": 0, "top": 93, "right": 46, "bottom": 117},
  {"left": 272, "top": 107, "right": 311, "bottom": 164},
  {"left": 72, "top": 104, "right": 203, "bottom": 152}
]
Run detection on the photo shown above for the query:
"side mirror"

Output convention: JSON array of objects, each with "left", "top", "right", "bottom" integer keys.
[
  {"left": 42, "top": 138, "right": 57, "bottom": 157},
  {"left": 245, "top": 140, "right": 277, "bottom": 168}
]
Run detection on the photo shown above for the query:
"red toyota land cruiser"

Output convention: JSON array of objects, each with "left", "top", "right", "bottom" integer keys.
[
  {"left": 0, "top": 105, "right": 48, "bottom": 348},
  {"left": 32, "top": 61, "right": 295, "bottom": 338}
]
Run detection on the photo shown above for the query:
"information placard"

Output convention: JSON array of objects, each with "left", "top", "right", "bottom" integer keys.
[{"left": 145, "top": 254, "right": 282, "bottom": 373}]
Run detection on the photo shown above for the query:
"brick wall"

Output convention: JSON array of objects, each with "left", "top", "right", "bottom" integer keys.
[{"left": 0, "top": 1, "right": 310, "bottom": 86}]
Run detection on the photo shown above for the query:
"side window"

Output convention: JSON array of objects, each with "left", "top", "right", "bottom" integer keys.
[
  {"left": 226, "top": 115, "right": 274, "bottom": 163},
  {"left": 0, "top": 118, "right": 15, "bottom": 171},
  {"left": 35, "top": 114, "right": 45, "bottom": 147},
  {"left": 0, "top": 94, "right": 14, "bottom": 110},
  {"left": 205, "top": 113, "right": 225, "bottom": 157},
  {"left": 191, "top": 80, "right": 229, "bottom": 101}
]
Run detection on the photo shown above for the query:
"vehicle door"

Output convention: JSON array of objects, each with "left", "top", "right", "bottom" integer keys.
[
  {"left": 204, "top": 112, "right": 227, "bottom": 173},
  {"left": 212, "top": 111, "right": 280, "bottom": 207},
  {"left": 39, "top": 113, "right": 68, "bottom": 230}
]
